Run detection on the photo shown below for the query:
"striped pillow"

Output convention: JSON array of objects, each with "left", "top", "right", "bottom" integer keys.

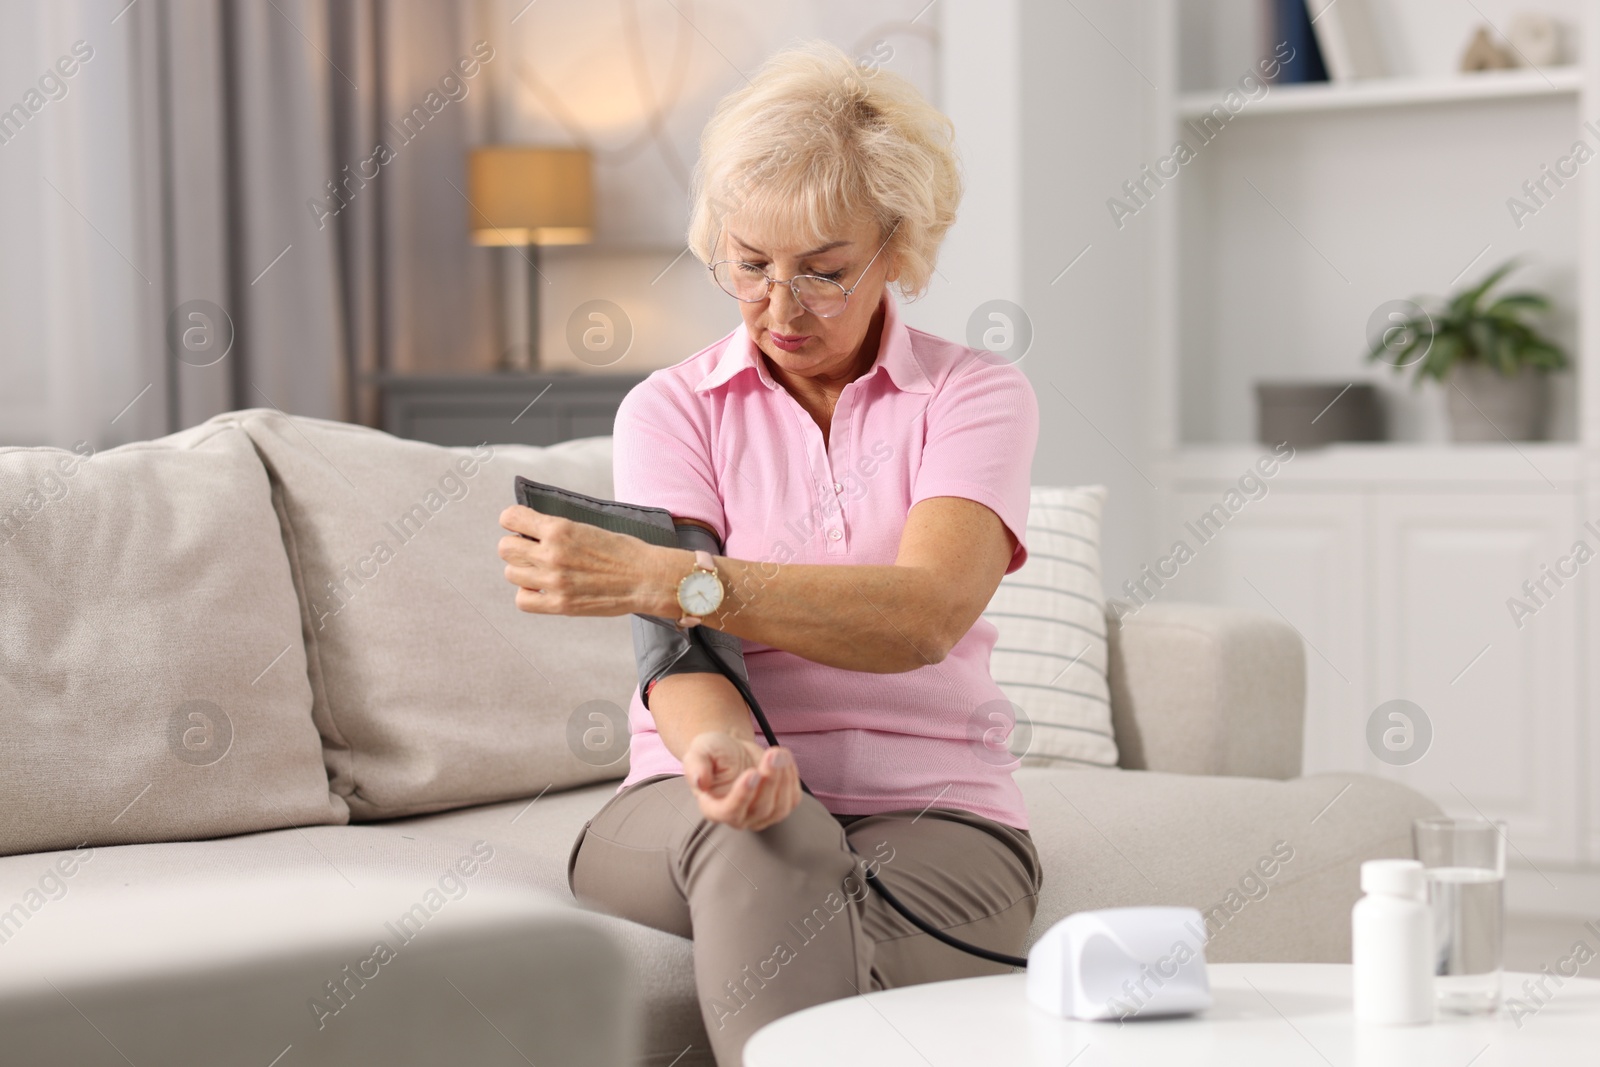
[{"left": 980, "top": 485, "right": 1118, "bottom": 768}]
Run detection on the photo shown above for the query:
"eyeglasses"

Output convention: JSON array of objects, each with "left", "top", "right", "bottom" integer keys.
[{"left": 709, "top": 220, "right": 900, "bottom": 318}]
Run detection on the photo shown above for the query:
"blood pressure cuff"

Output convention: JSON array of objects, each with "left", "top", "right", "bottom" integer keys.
[
  {"left": 511, "top": 476, "right": 748, "bottom": 712},
  {"left": 631, "top": 521, "right": 750, "bottom": 710}
]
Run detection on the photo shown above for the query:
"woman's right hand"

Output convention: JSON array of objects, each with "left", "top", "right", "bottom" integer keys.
[{"left": 682, "top": 731, "right": 801, "bottom": 831}]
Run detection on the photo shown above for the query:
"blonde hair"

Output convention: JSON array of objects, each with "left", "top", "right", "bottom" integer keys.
[{"left": 686, "top": 39, "right": 961, "bottom": 300}]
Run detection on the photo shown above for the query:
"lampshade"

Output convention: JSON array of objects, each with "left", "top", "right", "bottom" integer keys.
[{"left": 467, "top": 146, "right": 594, "bottom": 246}]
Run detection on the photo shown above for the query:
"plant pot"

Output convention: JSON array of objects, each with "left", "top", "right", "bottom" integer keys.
[{"left": 1445, "top": 363, "right": 1549, "bottom": 442}]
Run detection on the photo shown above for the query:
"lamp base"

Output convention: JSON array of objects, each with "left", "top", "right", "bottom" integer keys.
[
  {"left": 493, "top": 242, "right": 543, "bottom": 373},
  {"left": 525, "top": 242, "right": 542, "bottom": 373},
  {"left": 496, "top": 342, "right": 536, "bottom": 374}
]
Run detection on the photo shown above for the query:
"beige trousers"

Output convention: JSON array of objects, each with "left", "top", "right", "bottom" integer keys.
[{"left": 567, "top": 773, "right": 1043, "bottom": 1067}]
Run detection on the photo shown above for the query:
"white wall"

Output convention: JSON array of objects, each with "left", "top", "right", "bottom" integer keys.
[
  {"left": 897, "top": 0, "right": 1022, "bottom": 341},
  {"left": 893, "top": 0, "right": 1163, "bottom": 588},
  {"left": 1016, "top": 0, "right": 1162, "bottom": 588}
]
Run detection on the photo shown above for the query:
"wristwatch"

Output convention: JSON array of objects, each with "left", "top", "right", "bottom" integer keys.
[{"left": 676, "top": 549, "right": 725, "bottom": 628}]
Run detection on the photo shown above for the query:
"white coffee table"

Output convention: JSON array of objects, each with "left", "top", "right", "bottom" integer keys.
[{"left": 743, "top": 963, "right": 1600, "bottom": 1066}]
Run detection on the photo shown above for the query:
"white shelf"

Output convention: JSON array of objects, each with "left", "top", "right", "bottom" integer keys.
[
  {"left": 1177, "top": 66, "right": 1584, "bottom": 119},
  {"left": 1162, "top": 443, "right": 1584, "bottom": 487}
]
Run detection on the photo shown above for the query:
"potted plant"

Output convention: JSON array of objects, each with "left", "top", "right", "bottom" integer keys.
[{"left": 1367, "top": 259, "right": 1568, "bottom": 441}]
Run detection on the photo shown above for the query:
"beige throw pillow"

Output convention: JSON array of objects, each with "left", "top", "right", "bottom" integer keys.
[
  {"left": 0, "top": 423, "right": 346, "bottom": 857},
  {"left": 228, "top": 410, "right": 638, "bottom": 821}
]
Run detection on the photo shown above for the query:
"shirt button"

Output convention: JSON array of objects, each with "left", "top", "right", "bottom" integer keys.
[
  {"left": 832, "top": 482, "right": 843, "bottom": 493},
  {"left": 828, "top": 528, "right": 842, "bottom": 540}
]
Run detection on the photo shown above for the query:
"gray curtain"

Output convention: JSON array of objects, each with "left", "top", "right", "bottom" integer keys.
[{"left": 130, "top": 0, "right": 498, "bottom": 433}]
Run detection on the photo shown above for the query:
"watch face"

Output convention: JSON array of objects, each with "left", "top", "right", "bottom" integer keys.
[{"left": 679, "top": 571, "right": 724, "bottom": 616}]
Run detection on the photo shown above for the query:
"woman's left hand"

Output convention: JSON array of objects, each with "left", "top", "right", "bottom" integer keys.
[{"left": 498, "top": 505, "right": 662, "bottom": 617}]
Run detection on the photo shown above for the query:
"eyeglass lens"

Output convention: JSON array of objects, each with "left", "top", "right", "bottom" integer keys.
[{"left": 711, "top": 263, "right": 849, "bottom": 316}]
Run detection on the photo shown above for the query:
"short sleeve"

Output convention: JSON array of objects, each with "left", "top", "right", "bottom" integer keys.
[
  {"left": 612, "top": 378, "right": 727, "bottom": 543},
  {"left": 910, "top": 361, "right": 1038, "bottom": 574}
]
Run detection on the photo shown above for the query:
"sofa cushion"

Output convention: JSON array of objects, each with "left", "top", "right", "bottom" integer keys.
[
  {"left": 224, "top": 410, "right": 637, "bottom": 820},
  {"left": 981, "top": 486, "right": 1118, "bottom": 768},
  {"left": 0, "top": 422, "right": 345, "bottom": 857},
  {"left": 0, "top": 843, "right": 639, "bottom": 1067}
]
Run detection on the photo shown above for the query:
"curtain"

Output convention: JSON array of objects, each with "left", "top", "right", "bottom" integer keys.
[
  {"left": 138, "top": 0, "right": 349, "bottom": 430},
  {"left": 0, "top": 0, "right": 163, "bottom": 448}
]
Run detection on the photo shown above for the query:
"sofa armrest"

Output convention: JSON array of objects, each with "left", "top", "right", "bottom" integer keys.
[{"left": 1105, "top": 602, "right": 1305, "bottom": 780}]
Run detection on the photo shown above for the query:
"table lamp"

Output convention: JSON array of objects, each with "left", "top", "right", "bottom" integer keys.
[{"left": 467, "top": 146, "right": 594, "bottom": 371}]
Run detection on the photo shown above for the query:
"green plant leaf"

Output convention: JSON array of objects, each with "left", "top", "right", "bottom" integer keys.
[
  {"left": 1450, "top": 258, "right": 1520, "bottom": 319},
  {"left": 1466, "top": 318, "right": 1498, "bottom": 363},
  {"left": 1367, "top": 316, "right": 1431, "bottom": 366},
  {"left": 1380, "top": 256, "right": 1567, "bottom": 385},
  {"left": 1522, "top": 340, "right": 1568, "bottom": 371},
  {"left": 1487, "top": 291, "right": 1548, "bottom": 315},
  {"left": 1378, "top": 335, "right": 1425, "bottom": 372},
  {"left": 1495, "top": 334, "right": 1519, "bottom": 376},
  {"left": 1419, "top": 332, "right": 1461, "bottom": 384}
]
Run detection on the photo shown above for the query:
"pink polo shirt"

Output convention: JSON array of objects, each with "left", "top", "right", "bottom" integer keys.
[{"left": 612, "top": 292, "right": 1039, "bottom": 829}]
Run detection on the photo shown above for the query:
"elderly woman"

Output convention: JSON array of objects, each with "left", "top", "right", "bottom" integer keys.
[{"left": 498, "top": 39, "right": 1041, "bottom": 1067}]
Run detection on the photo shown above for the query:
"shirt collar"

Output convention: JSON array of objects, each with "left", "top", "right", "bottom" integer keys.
[{"left": 693, "top": 291, "right": 935, "bottom": 395}]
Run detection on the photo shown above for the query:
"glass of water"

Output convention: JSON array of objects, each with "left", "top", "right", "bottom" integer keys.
[{"left": 1412, "top": 816, "right": 1506, "bottom": 1014}]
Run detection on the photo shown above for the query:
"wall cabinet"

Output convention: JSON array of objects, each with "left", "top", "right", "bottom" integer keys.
[
  {"left": 377, "top": 372, "right": 645, "bottom": 447},
  {"left": 1159, "top": 461, "right": 1585, "bottom": 864},
  {"left": 1161, "top": 489, "right": 1370, "bottom": 775},
  {"left": 1371, "top": 493, "right": 1581, "bottom": 863}
]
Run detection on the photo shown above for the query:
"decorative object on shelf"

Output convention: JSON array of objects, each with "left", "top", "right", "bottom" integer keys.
[
  {"left": 467, "top": 146, "right": 595, "bottom": 373},
  {"left": 1307, "top": 0, "right": 1387, "bottom": 82},
  {"left": 1460, "top": 27, "right": 1515, "bottom": 72},
  {"left": 1366, "top": 259, "right": 1568, "bottom": 442},
  {"left": 1255, "top": 382, "right": 1382, "bottom": 449},
  {"left": 1270, "top": 0, "right": 1329, "bottom": 84},
  {"left": 1507, "top": 12, "right": 1564, "bottom": 68}
]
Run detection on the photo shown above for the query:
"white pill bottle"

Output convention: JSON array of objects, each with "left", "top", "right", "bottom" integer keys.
[{"left": 1352, "top": 858, "right": 1435, "bottom": 1025}]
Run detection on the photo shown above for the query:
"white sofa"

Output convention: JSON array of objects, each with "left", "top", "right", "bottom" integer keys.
[{"left": 0, "top": 410, "right": 1439, "bottom": 1067}]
